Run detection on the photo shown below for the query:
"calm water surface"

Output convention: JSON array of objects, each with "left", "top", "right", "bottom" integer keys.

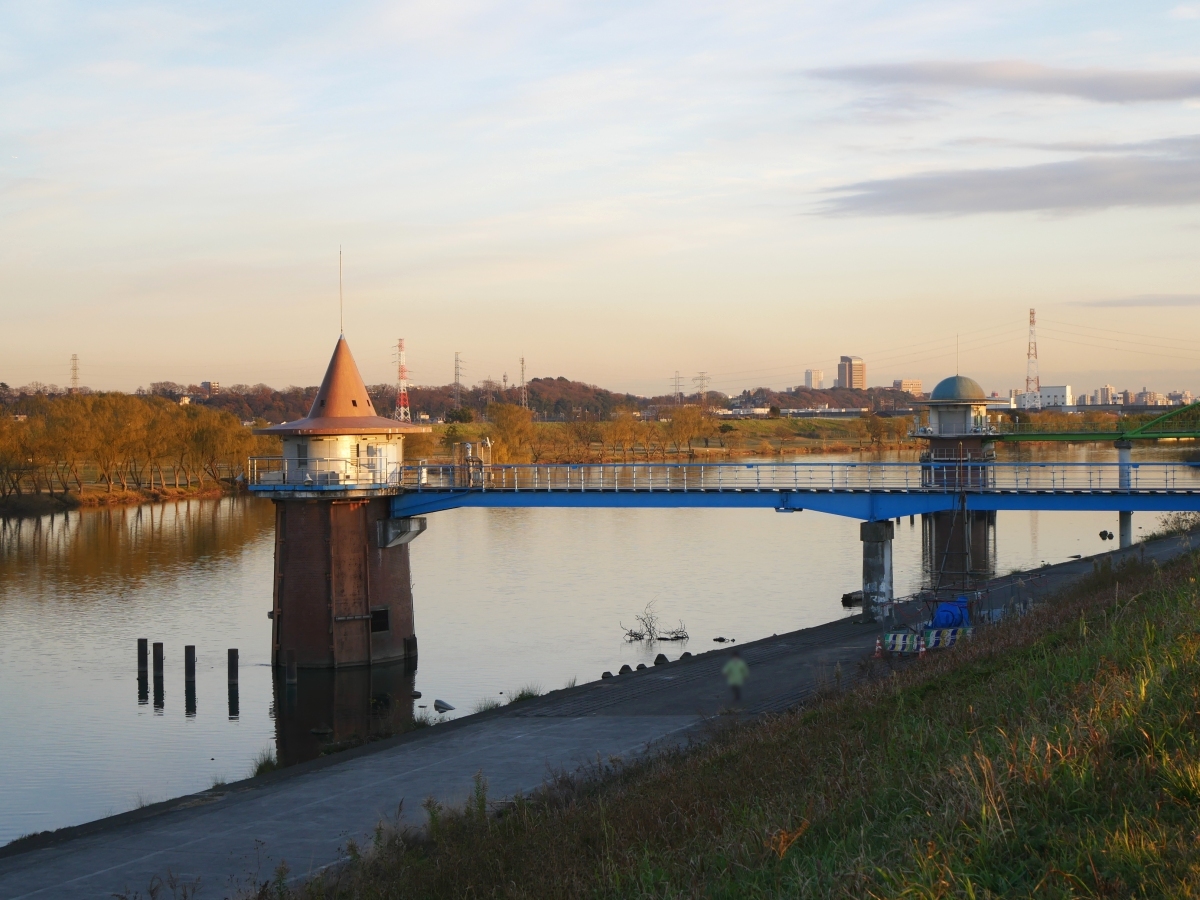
[{"left": 0, "top": 444, "right": 1185, "bottom": 843}]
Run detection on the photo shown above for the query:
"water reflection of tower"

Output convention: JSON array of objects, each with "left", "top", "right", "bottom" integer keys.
[
  {"left": 274, "top": 663, "right": 417, "bottom": 766},
  {"left": 916, "top": 375, "right": 998, "bottom": 592}
]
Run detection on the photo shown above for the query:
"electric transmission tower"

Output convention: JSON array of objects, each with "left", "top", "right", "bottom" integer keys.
[
  {"left": 519, "top": 356, "right": 528, "bottom": 409},
  {"left": 393, "top": 339, "right": 411, "bottom": 422},
  {"left": 672, "top": 371, "right": 683, "bottom": 405},
  {"left": 1025, "top": 308, "right": 1040, "bottom": 410},
  {"left": 453, "top": 352, "right": 463, "bottom": 409},
  {"left": 693, "top": 371, "right": 710, "bottom": 407},
  {"left": 69, "top": 354, "right": 79, "bottom": 394}
]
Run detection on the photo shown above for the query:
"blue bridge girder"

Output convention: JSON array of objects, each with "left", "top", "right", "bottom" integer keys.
[{"left": 384, "top": 461, "right": 1200, "bottom": 520}]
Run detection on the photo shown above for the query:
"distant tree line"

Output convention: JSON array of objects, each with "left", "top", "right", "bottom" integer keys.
[
  {"left": 0, "top": 393, "right": 278, "bottom": 499},
  {"left": 447, "top": 403, "right": 911, "bottom": 464}
]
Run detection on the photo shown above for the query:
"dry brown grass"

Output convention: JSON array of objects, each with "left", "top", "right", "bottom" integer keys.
[{"left": 279, "top": 552, "right": 1200, "bottom": 899}]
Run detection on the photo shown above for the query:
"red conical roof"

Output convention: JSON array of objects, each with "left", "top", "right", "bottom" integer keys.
[{"left": 256, "top": 336, "right": 430, "bottom": 436}]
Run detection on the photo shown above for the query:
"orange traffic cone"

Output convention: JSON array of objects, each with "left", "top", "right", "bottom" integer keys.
[
  {"left": 918, "top": 635, "right": 926, "bottom": 659},
  {"left": 874, "top": 637, "right": 883, "bottom": 658}
]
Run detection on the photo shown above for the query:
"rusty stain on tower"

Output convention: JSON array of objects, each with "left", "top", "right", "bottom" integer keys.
[{"left": 254, "top": 337, "right": 432, "bottom": 669}]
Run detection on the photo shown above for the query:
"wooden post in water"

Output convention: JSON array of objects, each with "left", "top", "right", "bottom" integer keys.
[
  {"left": 184, "top": 645, "right": 196, "bottom": 682},
  {"left": 228, "top": 649, "right": 238, "bottom": 684},
  {"left": 153, "top": 642, "right": 164, "bottom": 678},
  {"left": 138, "top": 638, "right": 148, "bottom": 673}
]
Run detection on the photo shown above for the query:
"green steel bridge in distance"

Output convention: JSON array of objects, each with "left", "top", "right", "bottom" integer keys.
[{"left": 915, "top": 400, "right": 1200, "bottom": 443}]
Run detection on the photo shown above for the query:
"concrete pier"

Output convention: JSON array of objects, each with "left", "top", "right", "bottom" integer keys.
[
  {"left": 1116, "top": 441, "right": 1134, "bottom": 548},
  {"left": 860, "top": 519, "right": 894, "bottom": 621}
]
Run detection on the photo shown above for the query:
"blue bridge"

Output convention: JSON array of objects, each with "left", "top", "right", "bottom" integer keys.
[{"left": 249, "top": 459, "right": 1200, "bottom": 520}]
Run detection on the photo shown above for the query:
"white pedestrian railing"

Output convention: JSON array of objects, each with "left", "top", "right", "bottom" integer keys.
[
  {"left": 250, "top": 457, "right": 401, "bottom": 489},
  {"left": 396, "top": 461, "right": 1200, "bottom": 494},
  {"left": 247, "top": 459, "right": 1200, "bottom": 494}
]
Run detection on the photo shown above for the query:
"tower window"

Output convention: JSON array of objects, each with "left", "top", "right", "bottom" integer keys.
[
  {"left": 370, "top": 609, "right": 390, "bottom": 633},
  {"left": 352, "top": 399, "right": 358, "bottom": 407}
]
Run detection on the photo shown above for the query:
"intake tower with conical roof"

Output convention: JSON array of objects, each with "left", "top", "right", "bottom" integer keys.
[{"left": 251, "top": 337, "right": 432, "bottom": 670}]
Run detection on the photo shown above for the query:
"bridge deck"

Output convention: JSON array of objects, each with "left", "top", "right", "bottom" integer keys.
[{"left": 382, "top": 462, "right": 1200, "bottom": 518}]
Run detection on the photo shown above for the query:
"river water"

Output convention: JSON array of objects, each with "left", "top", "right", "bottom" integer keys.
[{"left": 0, "top": 444, "right": 1188, "bottom": 843}]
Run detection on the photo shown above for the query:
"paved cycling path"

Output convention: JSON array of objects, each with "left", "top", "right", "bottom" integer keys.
[{"left": 1, "top": 533, "right": 1192, "bottom": 899}]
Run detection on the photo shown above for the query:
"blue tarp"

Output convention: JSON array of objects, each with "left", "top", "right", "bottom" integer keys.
[{"left": 931, "top": 596, "right": 971, "bottom": 628}]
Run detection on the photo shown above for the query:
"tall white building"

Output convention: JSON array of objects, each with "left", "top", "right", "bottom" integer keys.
[{"left": 804, "top": 368, "right": 824, "bottom": 390}]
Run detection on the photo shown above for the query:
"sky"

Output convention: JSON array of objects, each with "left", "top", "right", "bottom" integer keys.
[{"left": 2, "top": 1, "right": 1199, "bottom": 398}]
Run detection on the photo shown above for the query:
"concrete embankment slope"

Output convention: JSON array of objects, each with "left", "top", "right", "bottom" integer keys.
[{"left": 1, "top": 532, "right": 1194, "bottom": 900}]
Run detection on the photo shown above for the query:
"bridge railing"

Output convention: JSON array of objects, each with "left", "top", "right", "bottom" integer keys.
[
  {"left": 397, "top": 461, "right": 1200, "bottom": 493},
  {"left": 249, "top": 456, "right": 402, "bottom": 489}
]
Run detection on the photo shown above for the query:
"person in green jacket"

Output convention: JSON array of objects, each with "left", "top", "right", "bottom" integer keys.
[{"left": 722, "top": 650, "right": 748, "bottom": 703}]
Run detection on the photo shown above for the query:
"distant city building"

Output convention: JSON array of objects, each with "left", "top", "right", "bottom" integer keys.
[
  {"left": 892, "top": 378, "right": 922, "bottom": 395},
  {"left": 1135, "top": 388, "right": 1167, "bottom": 406},
  {"left": 837, "top": 356, "right": 865, "bottom": 391},
  {"left": 1168, "top": 390, "right": 1194, "bottom": 405},
  {"left": 1016, "top": 391, "right": 1040, "bottom": 410},
  {"left": 1121, "top": 390, "right": 1134, "bottom": 406},
  {"left": 1099, "top": 384, "right": 1117, "bottom": 405},
  {"left": 804, "top": 368, "right": 824, "bottom": 390},
  {"left": 1038, "top": 385, "right": 1072, "bottom": 407},
  {"left": 201, "top": 381, "right": 220, "bottom": 396},
  {"left": 1077, "top": 394, "right": 1091, "bottom": 406}
]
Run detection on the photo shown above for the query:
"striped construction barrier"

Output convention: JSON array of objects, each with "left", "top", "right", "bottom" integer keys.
[{"left": 884, "top": 627, "right": 974, "bottom": 654}]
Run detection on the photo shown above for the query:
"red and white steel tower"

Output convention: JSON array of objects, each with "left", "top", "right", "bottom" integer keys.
[
  {"left": 1025, "top": 308, "right": 1040, "bottom": 410},
  {"left": 394, "top": 338, "right": 411, "bottom": 422}
]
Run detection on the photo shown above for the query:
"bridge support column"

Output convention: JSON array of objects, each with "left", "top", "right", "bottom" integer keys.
[
  {"left": 861, "top": 520, "right": 894, "bottom": 624},
  {"left": 1116, "top": 440, "right": 1133, "bottom": 549}
]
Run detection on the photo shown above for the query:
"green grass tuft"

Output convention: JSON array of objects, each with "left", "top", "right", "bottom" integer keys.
[
  {"left": 506, "top": 684, "right": 543, "bottom": 704},
  {"left": 251, "top": 747, "right": 278, "bottom": 778}
]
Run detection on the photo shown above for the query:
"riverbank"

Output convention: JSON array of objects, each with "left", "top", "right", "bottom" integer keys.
[
  {"left": 0, "top": 485, "right": 234, "bottom": 518},
  {"left": 297, "top": 540, "right": 1200, "bottom": 898},
  {"left": 1, "top": 532, "right": 1194, "bottom": 898}
]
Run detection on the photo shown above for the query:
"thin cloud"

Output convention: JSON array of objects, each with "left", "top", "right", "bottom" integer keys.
[
  {"left": 822, "top": 143, "right": 1200, "bottom": 216},
  {"left": 809, "top": 61, "right": 1200, "bottom": 103},
  {"left": 1073, "top": 295, "right": 1200, "bottom": 308}
]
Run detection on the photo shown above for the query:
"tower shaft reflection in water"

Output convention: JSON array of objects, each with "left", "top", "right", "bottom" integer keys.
[
  {"left": 922, "top": 509, "right": 996, "bottom": 592},
  {"left": 272, "top": 660, "right": 417, "bottom": 767}
]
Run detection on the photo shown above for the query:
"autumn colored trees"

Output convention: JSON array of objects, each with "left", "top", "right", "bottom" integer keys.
[{"left": 0, "top": 394, "right": 278, "bottom": 499}]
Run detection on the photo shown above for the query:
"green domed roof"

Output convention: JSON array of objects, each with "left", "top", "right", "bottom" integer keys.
[{"left": 929, "top": 375, "right": 986, "bottom": 402}]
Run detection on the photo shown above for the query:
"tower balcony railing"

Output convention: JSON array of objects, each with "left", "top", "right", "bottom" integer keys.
[
  {"left": 910, "top": 425, "right": 999, "bottom": 437},
  {"left": 395, "top": 461, "right": 1200, "bottom": 494},
  {"left": 249, "top": 457, "right": 402, "bottom": 490}
]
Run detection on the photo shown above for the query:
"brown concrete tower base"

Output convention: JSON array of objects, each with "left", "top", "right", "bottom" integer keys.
[{"left": 271, "top": 497, "right": 417, "bottom": 669}]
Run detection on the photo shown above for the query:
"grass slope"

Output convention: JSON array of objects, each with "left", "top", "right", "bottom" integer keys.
[{"left": 289, "top": 552, "right": 1200, "bottom": 899}]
